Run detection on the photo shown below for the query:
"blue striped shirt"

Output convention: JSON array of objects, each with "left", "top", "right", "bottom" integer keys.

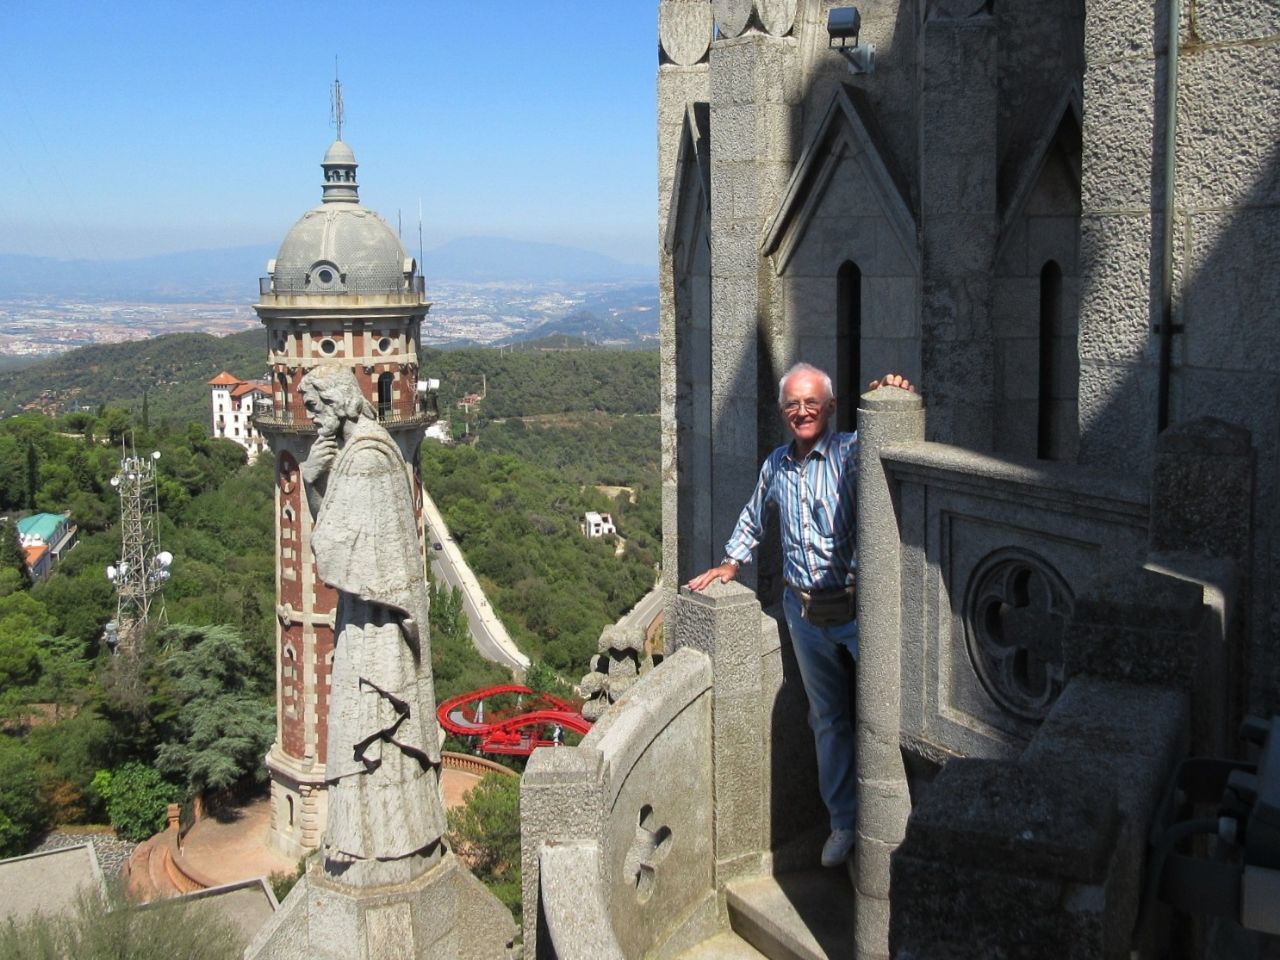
[{"left": 723, "top": 429, "right": 858, "bottom": 591}]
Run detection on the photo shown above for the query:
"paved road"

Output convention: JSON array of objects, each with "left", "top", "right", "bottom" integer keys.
[
  {"left": 422, "top": 490, "right": 529, "bottom": 673},
  {"left": 618, "top": 585, "right": 663, "bottom": 641}
]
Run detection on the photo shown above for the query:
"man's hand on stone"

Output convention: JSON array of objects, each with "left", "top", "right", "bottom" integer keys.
[
  {"left": 687, "top": 561, "right": 739, "bottom": 592},
  {"left": 868, "top": 372, "right": 916, "bottom": 393},
  {"left": 302, "top": 436, "right": 339, "bottom": 484}
]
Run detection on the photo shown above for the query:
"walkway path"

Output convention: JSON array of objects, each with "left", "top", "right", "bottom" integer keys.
[{"left": 423, "top": 488, "right": 529, "bottom": 671}]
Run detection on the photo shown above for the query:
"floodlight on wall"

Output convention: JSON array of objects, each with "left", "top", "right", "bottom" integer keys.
[{"left": 827, "top": 7, "right": 875, "bottom": 75}]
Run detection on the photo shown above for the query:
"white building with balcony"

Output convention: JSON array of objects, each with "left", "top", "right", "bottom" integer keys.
[{"left": 208, "top": 371, "right": 271, "bottom": 461}]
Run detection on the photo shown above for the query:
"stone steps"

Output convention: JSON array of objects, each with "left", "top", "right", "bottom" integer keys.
[
  {"left": 124, "top": 835, "right": 183, "bottom": 904},
  {"left": 725, "top": 868, "right": 856, "bottom": 960},
  {"left": 678, "top": 932, "right": 770, "bottom": 959}
]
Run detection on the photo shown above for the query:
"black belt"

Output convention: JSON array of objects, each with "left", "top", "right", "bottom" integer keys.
[{"left": 787, "top": 581, "right": 857, "bottom": 627}]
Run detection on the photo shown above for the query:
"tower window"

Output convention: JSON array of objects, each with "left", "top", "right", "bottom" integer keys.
[
  {"left": 836, "top": 261, "right": 862, "bottom": 433},
  {"left": 320, "top": 339, "right": 337, "bottom": 356},
  {"left": 377, "top": 373, "right": 394, "bottom": 420},
  {"left": 378, "top": 336, "right": 392, "bottom": 354},
  {"left": 317, "top": 268, "right": 334, "bottom": 284},
  {"left": 1038, "top": 260, "right": 1064, "bottom": 460}
]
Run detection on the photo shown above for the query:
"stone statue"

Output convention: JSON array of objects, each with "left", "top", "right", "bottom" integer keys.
[{"left": 299, "top": 364, "right": 445, "bottom": 886}]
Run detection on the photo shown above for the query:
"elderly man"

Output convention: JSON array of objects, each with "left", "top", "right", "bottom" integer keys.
[{"left": 688, "top": 363, "right": 913, "bottom": 868}]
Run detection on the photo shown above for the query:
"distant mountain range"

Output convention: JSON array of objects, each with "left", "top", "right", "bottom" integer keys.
[{"left": 0, "top": 237, "right": 654, "bottom": 300}]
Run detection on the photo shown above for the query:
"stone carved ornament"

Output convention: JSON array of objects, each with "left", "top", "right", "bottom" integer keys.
[
  {"left": 579, "top": 624, "right": 647, "bottom": 722},
  {"left": 658, "top": 0, "right": 794, "bottom": 44},
  {"left": 660, "top": 0, "right": 714, "bottom": 65},
  {"left": 963, "top": 549, "right": 1072, "bottom": 722}
]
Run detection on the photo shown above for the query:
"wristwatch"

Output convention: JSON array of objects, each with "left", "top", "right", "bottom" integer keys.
[{"left": 721, "top": 556, "right": 740, "bottom": 569}]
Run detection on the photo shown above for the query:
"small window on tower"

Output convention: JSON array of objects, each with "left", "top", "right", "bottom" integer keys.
[
  {"left": 308, "top": 261, "right": 341, "bottom": 291},
  {"left": 378, "top": 337, "right": 392, "bottom": 353},
  {"left": 320, "top": 339, "right": 337, "bottom": 356}
]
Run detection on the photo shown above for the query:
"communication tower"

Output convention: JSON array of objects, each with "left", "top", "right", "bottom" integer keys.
[{"left": 103, "top": 447, "right": 172, "bottom": 654}]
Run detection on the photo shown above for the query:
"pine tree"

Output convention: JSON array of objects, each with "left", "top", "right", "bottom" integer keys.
[
  {"left": 24, "top": 442, "right": 37, "bottom": 510},
  {"left": 0, "top": 520, "right": 31, "bottom": 592}
]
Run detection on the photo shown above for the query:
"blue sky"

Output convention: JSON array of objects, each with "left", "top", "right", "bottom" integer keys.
[{"left": 0, "top": 1, "right": 658, "bottom": 266}]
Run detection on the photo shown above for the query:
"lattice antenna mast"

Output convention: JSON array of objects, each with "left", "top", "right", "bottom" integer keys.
[
  {"left": 331, "top": 59, "right": 344, "bottom": 141},
  {"left": 104, "top": 443, "right": 172, "bottom": 654}
]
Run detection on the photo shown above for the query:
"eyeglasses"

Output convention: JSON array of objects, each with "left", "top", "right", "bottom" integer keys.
[{"left": 782, "top": 399, "right": 827, "bottom": 415}]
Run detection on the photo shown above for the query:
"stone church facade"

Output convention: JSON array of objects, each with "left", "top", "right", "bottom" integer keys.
[{"left": 521, "top": 2, "right": 1280, "bottom": 958}]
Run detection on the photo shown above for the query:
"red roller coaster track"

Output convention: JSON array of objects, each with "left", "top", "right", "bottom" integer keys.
[{"left": 436, "top": 684, "right": 593, "bottom": 757}]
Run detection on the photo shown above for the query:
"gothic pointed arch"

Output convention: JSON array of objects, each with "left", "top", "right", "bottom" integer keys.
[
  {"left": 991, "top": 85, "right": 1082, "bottom": 461},
  {"left": 761, "top": 84, "right": 917, "bottom": 277},
  {"left": 664, "top": 102, "right": 714, "bottom": 581}
]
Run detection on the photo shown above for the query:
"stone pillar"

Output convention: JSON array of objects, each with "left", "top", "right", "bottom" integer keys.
[
  {"left": 707, "top": 32, "right": 797, "bottom": 590},
  {"left": 855, "top": 384, "right": 924, "bottom": 960},
  {"left": 519, "top": 749, "right": 607, "bottom": 955},
  {"left": 658, "top": 0, "right": 711, "bottom": 613},
  {"left": 918, "top": 11, "right": 998, "bottom": 449},
  {"left": 672, "top": 582, "right": 766, "bottom": 888},
  {"left": 1146, "top": 416, "right": 1254, "bottom": 754}
]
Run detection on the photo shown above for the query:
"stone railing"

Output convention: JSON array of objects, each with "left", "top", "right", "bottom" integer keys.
[
  {"left": 253, "top": 407, "right": 436, "bottom": 435},
  {"left": 521, "top": 647, "right": 717, "bottom": 959},
  {"left": 258, "top": 275, "right": 426, "bottom": 298},
  {"left": 891, "top": 676, "right": 1188, "bottom": 957},
  {"left": 856, "top": 388, "right": 1251, "bottom": 959},
  {"left": 441, "top": 750, "right": 517, "bottom": 779}
]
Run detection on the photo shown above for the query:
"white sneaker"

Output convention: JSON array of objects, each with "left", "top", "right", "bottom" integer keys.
[{"left": 820, "top": 828, "right": 856, "bottom": 868}]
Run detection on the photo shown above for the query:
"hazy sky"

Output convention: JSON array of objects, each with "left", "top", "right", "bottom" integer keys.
[{"left": 0, "top": 1, "right": 658, "bottom": 266}]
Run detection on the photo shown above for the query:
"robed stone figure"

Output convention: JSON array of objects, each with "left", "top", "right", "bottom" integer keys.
[{"left": 299, "top": 364, "right": 445, "bottom": 885}]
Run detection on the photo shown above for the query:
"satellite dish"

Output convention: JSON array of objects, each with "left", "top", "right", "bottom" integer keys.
[
  {"left": 106, "top": 565, "right": 117, "bottom": 581},
  {"left": 151, "top": 450, "right": 162, "bottom": 460},
  {"left": 110, "top": 477, "right": 120, "bottom": 487},
  {"left": 157, "top": 551, "right": 173, "bottom": 567}
]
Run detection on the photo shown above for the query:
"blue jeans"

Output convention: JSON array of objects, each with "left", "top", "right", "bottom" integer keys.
[{"left": 783, "top": 587, "right": 859, "bottom": 830}]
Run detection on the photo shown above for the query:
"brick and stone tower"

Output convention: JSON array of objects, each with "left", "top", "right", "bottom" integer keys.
[{"left": 254, "top": 134, "right": 432, "bottom": 858}]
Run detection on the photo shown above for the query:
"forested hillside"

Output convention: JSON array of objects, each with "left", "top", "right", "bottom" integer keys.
[
  {"left": 0, "top": 337, "right": 661, "bottom": 864},
  {"left": 422, "top": 347, "right": 657, "bottom": 418},
  {"left": 0, "top": 329, "right": 263, "bottom": 423}
]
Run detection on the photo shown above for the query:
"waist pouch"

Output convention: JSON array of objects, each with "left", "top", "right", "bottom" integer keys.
[{"left": 795, "top": 584, "right": 857, "bottom": 627}]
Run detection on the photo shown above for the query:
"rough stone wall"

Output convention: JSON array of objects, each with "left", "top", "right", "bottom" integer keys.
[
  {"left": 658, "top": 0, "right": 711, "bottom": 600},
  {"left": 707, "top": 32, "right": 802, "bottom": 568},
  {"left": 1077, "top": 0, "right": 1280, "bottom": 715},
  {"left": 992, "top": 143, "right": 1082, "bottom": 461}
]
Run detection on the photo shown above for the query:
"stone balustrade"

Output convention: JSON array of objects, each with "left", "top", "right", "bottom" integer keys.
[{"left": 522, "top": 647, "right": 717, "bottom": 959}]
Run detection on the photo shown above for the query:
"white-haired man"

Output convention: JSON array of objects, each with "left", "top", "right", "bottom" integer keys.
[{"left": 688, "top": 363, "right": 913, "bottom": 867}]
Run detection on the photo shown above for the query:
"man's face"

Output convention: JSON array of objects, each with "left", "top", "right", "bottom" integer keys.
[
  {"left": 302, "top": 386, "right": 342, "bottom": 439},
  {"left": 781, "top": 370, "right": 835, "bottom": 447}
]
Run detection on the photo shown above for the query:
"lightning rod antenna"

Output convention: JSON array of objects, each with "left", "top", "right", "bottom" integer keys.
[{"left": 331, "top": 57, "right": 344, "bottom": 141}]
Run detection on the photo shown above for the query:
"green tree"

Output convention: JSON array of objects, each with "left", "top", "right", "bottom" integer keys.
[
  {"left": 0, "top": 519, "right": 31, "bottom": 595},
  {"left": 27, "top": 708, "right": 112, "bottom": 825},
  {"left": 150, "top": 625, "right": 274, "bottom": 800},
  {"left": 0, "top": 735, "right": 50, "bottom": 856},
  {"left": 91, "top": 762, "right": 181, "bottom": 842},
  {"left": 24, "top": 441, "right": 38, "bottom": 509},
  {"left": 429, "top": 582, "right": 507, "bottom": 702},
  {"left": 447, "top": 772, "right": 522, "bottom": 919}
]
